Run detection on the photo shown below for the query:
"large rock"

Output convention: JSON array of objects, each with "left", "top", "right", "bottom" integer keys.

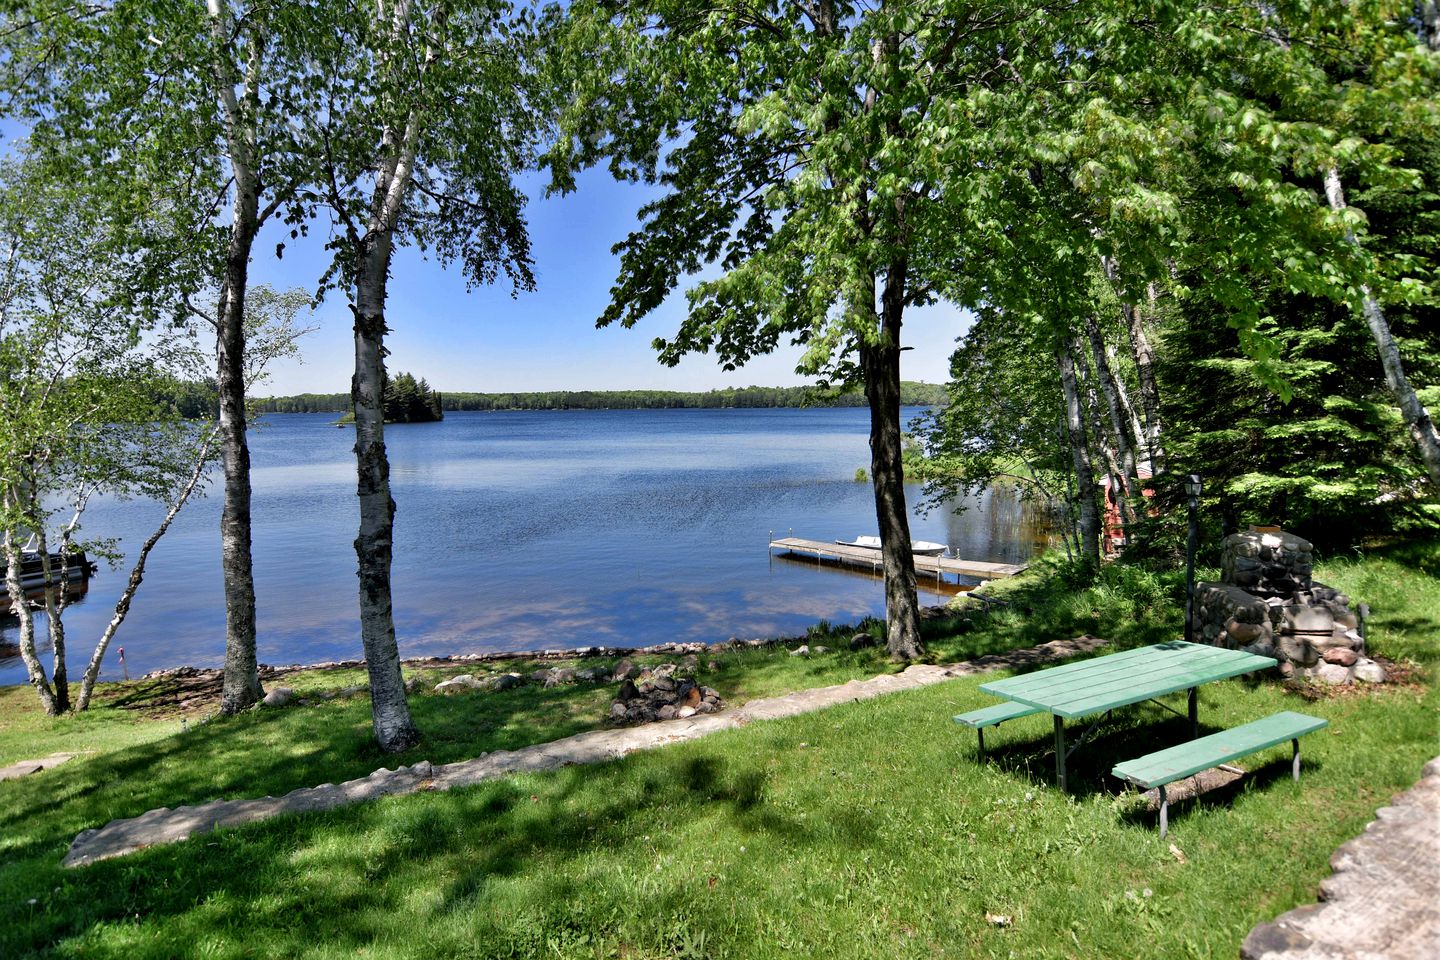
[
  {"left": 1352, "top": 659, "right": 1387, "bottom": 684},
  {"left": 435, "top": 675, "right": 485, "bottom": 695},
  {"left": 1221, "top": 529, "right": 1314, "bottom": 598},
  {"left": 262, "top": 686, "right": 295, "bottom": 707},
  {"left": 1323, "top": 647, "right": 1359, "bottom": 667},
  {"left": 542, "top": 668, "right": 577, "bottom": 688}
]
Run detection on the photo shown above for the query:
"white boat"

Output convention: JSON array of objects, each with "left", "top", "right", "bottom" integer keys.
[{"left": 835, "top": 536, "right": 948, "bottom": 557}]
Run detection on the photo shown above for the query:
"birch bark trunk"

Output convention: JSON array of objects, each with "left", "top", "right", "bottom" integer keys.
[
  {"left": 1127, "top": 293, "right": 1165, "bottom": 470},
  {"left": 1086, "top": 316, "right": 1142, "bottom": 523},
  {"left": 1078, "top": 342, "right": 1130, "bottom": 530},
  {"left": 1057, "top": 340, "right": 1100, "bottom": 565},
  {"left": 2, "top": 488, "right": 59, "bottom": 714},
  {"left": 31, "top": 525, "right": 69, "bottom": 712},
  {"left": 1105, "top": 341, "right": 1147, "bottom": 454},
  {"left": 206, "top": 1, "right": 266, "bottom": 713},
  {"left": 1322, "top": 167, "right": 1440, "bottom": 489},
  {"left": 351, "top": 233, "right": 420, "bottom": 753},
  {"left": 216, "top": 226, "right": 265, "bottom": 713},
  {"left": 75, "top": 428, "right": 219, "bottom": 711}
]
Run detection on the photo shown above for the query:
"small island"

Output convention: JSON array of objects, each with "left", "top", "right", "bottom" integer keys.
[{"left": 334, "top": 371, "right": 444, "bottom": 425}]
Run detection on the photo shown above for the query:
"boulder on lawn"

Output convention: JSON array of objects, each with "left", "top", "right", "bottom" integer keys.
[{"left": 262, "top": 686, "right": 295, "bottom": 707}]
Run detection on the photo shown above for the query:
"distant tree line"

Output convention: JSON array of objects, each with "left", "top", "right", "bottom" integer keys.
[{"left": 252, "top": 381, "right": 947, "bottom": 413}]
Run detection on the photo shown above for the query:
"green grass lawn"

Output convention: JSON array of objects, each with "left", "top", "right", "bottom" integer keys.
[{"left": 1, "top": 542, "right": 1436, "bottom": 958}]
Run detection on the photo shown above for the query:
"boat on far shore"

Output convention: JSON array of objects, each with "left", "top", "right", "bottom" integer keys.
[
  {"left": 835, "top": 535, "right": 948, "bottom": 557},
  {"left": 3, "top": 550, "right": 97, "bottom": 614}
]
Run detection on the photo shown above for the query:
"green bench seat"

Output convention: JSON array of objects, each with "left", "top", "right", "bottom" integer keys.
[
  {"left": 953, "top": 701, "right": 1043, "bottom": 756},
  {"left": 1112, "top": 710, "right": 1328, "bottom": 837}
]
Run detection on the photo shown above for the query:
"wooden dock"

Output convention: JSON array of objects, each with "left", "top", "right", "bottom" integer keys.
[{"left": 768, "top": 537, "right": 1028, "bottom": 582}]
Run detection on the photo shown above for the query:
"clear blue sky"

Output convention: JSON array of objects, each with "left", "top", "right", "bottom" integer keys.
[
  {"left": 3, "top": 120, "right": 969, "bottom": 396},
  {"left": 251, "top": 167, "right": 971, "bottom": 396}
]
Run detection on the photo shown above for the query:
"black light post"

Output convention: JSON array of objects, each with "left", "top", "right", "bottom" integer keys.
[{"left": 1184, "top": 474, "right": 1203, "bottom": 644}]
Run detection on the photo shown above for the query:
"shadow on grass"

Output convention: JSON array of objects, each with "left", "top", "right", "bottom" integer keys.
[
  {"left": 1111, "top": 756, "right": 1317, "bottom": 835},
  {"left": 0, "top": 681, "right": 612, "bottom": 870},
  {"left": 973, "top": 708, "right": 1291, "bottom": 797},
  {"left": 5, "top": 739, "right": 849, "bottom": 958}
]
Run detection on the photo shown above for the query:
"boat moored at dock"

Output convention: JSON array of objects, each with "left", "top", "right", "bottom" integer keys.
[{"left": 834, "top": 535, "right": 949, "bottom": 557}]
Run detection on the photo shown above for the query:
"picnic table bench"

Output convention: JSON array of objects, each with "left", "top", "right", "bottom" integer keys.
[
  {"left": 977, "top": 641, "right": 1278, "bottom": 790},
  {"left": 1112, "top": 710, "right": 1328, "bottom": 836},
  {"left": 960, "top": 641, "right": 1330, "bottom": 835},
  {"left": 952, "top": 701, "right": 1042, "bottom": 756}
]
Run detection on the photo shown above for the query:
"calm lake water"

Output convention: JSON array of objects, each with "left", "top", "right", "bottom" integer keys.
[{"left": 1, "top": 408, "right": 1052, "bottom": 686}]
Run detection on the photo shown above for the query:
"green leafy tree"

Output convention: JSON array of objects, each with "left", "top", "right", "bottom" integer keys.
[
  {"left": 2, "top": 0, "right": 329, "bottom": 713},
  {"left": 309, "top": 0, "right": 546, "bottom": 752},
  {"left": 548, "top": 0, "right": 1091, "bottom": 659},
  {"left": 1, "top": 160, "right": 210, "bottom": 714}
]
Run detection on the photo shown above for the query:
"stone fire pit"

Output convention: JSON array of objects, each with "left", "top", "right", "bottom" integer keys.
[
  {"left": 608, "top": 663, "right": 724, "bottom": 725},
  {"left": 1192, "top": 528, "right": 1384, "bottom": 684}
]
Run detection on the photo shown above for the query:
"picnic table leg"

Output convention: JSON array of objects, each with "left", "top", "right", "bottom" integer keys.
[
  {"left": 1053, "top": 715, "right": 1067, "bottom": 791},
  {"left": 1187, "top": 687, "right": 1198, "bottom": 738},
  {"left": 1292, "top": 738, "right": 1301, "bottom": 781}
]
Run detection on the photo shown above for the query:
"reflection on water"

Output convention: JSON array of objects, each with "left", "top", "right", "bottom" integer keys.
[{"left": 1, "top": 408, "right": 1055, "bottom": 684}]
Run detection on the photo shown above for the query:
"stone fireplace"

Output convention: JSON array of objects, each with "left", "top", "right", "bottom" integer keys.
[{"left": 1191, "top": 528, "right": 1385, "bottom": 684}]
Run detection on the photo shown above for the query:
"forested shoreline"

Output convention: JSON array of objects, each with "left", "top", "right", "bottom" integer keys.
[{"left": 253, "top": 381, "right": 948, "bottom": 413}]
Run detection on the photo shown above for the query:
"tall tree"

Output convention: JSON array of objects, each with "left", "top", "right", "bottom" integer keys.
[
  {"left": 550, "top": 0, "right": 1085, "bottom": 659},
  {"left": 1174, "top": 1, "right": 1440, "bottom": 487},
  {"left": 312, "top": 0, "right": 542, "bottom": 751},
  {"left": 0, "top": 157, "right": 220, "bottom": 714},
  {"left": 2, "top": 1, "right": 324, "bottom": 713}
]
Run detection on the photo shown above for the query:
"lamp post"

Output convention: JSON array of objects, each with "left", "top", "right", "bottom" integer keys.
[{"left": 1184, "top": 474, "right": 1203, "bottom": 644}]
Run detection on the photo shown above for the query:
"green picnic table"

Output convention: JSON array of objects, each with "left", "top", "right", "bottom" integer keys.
[{"left": 977, "top": 640, "right": 1278, "bottom": 790}]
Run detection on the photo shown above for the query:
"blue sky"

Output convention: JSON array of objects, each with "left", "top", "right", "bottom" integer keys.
[{"left": 250, "top": 167, "right": 972, "bottom": 396}]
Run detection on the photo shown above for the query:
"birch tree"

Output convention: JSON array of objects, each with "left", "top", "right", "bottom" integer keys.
[
  {"left": 310, "top": 0, "right": 544, "bottom": 751},
  {"left": 0, "top": 159, "right": 211, "bottom": 715},
  {"left": 2, "top": 1, "right": 326, "bottom": 713},
  {"left": 1177, "top": 1, "right": 1440, "bottom": 486}
]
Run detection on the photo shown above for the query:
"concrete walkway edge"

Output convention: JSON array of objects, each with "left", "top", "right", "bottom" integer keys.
[{"left": 62, "top": 636, "right": 1106, "bottom": 868}]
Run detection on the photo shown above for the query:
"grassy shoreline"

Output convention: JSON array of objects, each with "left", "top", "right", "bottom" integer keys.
[{"left": 2, "top": 543, "right": 1436, "bottom": 958}]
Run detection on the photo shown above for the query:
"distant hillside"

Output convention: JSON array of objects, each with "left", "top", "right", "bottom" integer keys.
[{"left": 253, "top": 382, "right": 948, "bottom": 413}]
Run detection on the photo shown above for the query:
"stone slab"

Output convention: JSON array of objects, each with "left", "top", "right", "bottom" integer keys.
[
  {"left": 1242, "top": 756, "right": 1440, "bottom": 960},
  {"left": 0, "top": 752, "right": 79, "bottom": 782},
  {"left": 62, "top": 635, "right": 1107, "bottom": 868}
]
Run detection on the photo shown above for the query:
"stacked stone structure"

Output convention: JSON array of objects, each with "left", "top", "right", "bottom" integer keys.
[
  {"left": 608, "top": 663, "right": 724, "bottom": 725},
  {"left": 1192, "top": 528, "right": 1384, "bottom": 684}
]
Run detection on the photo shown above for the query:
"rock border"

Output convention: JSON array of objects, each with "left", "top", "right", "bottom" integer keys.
[
  {"left": 1241, "top": 755, "right": 1440, "bottom": 960},
  {"left": 62, "top": 635, "right": 1106, "bottom": 868}
]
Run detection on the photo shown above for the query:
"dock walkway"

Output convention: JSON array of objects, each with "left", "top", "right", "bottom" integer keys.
[{"left": 768, "top": 537, "right": 1027, "bottom": 582}]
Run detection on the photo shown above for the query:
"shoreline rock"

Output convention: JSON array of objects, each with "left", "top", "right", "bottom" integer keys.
[{"left": 109, "top": 604, "right": 955, "bottom": 686}]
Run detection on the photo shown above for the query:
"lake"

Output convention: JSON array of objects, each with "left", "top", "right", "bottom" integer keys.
[{"left": 1, "top": 407, "right": 1052, "bottom": 686}]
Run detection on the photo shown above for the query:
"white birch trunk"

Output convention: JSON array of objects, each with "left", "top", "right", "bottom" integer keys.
[
  {"left": 3, "top": 487, "right": 59, "bottom": 714},
  {"left": 30, "top": 523, "right": 70, "bottom": 711},
  {"left": 1057, "top": 341, "right": 1100, "bottom": 565},
  {"left": 74, "top": 427, "right": 219, "bottom": 711},
  {"left": 1323, "top": 166, "right": 1440, "bottom": 489},
  {"left": 351, "top": 229, "right": 420, "bottom": 753},
  {"left": 1087, "top": 317, "right": 1141, "bottom": 489},
  {"left": 206, "top": 0, "right": 267, "bottom": 713}
]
